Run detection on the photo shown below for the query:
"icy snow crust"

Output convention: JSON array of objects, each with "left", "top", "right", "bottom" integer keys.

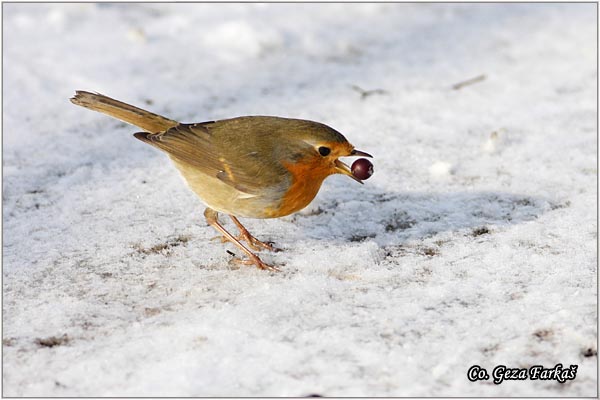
[{"left": 2, "top": 3, "right": 597, "bottom": 397}]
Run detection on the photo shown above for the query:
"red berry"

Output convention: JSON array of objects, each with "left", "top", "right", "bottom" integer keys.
[{"left": 351, "top": 158, "right": 374, "bottom": 180}]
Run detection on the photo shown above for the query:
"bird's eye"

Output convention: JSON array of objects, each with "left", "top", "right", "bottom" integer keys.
[{"left": 318, "top": 146, "right": 331, "bottom": 156}]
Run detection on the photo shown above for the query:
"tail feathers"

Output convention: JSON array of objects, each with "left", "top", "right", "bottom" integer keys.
[{"left": 70, "top": 91, "right": 179, "bottom": 133}]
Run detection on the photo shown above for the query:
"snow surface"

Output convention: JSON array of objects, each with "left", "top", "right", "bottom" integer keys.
[{"left": 2, "top": 3, "right": 597, "bottom": 397}]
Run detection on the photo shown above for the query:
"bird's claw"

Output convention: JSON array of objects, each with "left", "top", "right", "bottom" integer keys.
[
  {"left": 207, "top": 211, "right": 282, "bottom": 272},
  {"left": 243, "top": 235, "right": 282, "bottom": 252},
  {"left": 232, "top": 256, "right": 281, "bottom": 272},
  {"left": 214, "top": 234, "right": 280, "bottom": 252}
]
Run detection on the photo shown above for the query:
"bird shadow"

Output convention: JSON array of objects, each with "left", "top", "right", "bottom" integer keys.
[{"left": 284, "top": 184, "right": 567, "bottom": 252}]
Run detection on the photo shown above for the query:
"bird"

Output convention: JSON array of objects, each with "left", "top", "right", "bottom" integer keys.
[{"left": 70, "top": 91, "right": 372, "bottom": 271}]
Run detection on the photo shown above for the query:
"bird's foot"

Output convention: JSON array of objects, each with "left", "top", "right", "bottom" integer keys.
[
  {"left": 228, "top": 215, "right": 282, "bottom": 252},
  {"left": 205, "top": 209, "right": 282, "bottom": 272},
  {"left": 231, "top": 255, "right": 281, "bottom": 272},
  {"left": 213, "top": 234, "right": 281, "bottom": 252},
  {"left": 238, "top": 231, "right": 282, "bottom": 252}
]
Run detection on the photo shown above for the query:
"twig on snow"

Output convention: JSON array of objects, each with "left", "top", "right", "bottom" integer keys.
[
  {"left": 351, "top": 85, "right": 389, "bottom": 100},
  {"left": 452, "top": 74, "right": 486, "bottom": 90}
]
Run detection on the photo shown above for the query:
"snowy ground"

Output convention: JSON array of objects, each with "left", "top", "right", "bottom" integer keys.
[{"left": 2, "top": 3, "right": 597, "bottom": 397}]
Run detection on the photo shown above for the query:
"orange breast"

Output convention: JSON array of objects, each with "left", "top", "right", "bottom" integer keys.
[{"left": 274, "top": 156, "right": 334, "bottom": 217}]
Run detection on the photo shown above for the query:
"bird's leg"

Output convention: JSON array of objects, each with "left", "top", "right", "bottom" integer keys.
[
  {"left": 204, "top": 208, "right": 280, "bottom": 272},
  {"left": 228, "top": 215, "right": 282, "bottom": 252}
]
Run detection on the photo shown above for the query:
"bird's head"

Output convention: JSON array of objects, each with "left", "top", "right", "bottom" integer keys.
[{"left": 279, "top": 119, "right": 372, "bottom": 184}]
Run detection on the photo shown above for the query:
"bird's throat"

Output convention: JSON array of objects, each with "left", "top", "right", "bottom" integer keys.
[{"left": 275, "top": 157, "right": 333, "bottom": 217}]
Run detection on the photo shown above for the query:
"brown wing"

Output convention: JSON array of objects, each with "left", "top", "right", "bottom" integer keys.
[{"left": 134, "top": 120, "right": 289, "bottom": 195}]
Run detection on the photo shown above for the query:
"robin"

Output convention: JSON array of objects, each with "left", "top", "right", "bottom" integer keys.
[{"left": 70, "top": 91, "right": 373, "bottom": 271}]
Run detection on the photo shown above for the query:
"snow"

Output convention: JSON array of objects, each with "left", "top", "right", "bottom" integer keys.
[{"left": 2, "top": 3, "right": 597, "bottom": 397}]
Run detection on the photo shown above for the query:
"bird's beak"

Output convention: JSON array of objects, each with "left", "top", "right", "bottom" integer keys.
[
  {"left": 334, "top": 159, "right": 364, "bottom": 184},
  {"left": 350, "top": 149, "right": 373, "bottom": 158}
]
